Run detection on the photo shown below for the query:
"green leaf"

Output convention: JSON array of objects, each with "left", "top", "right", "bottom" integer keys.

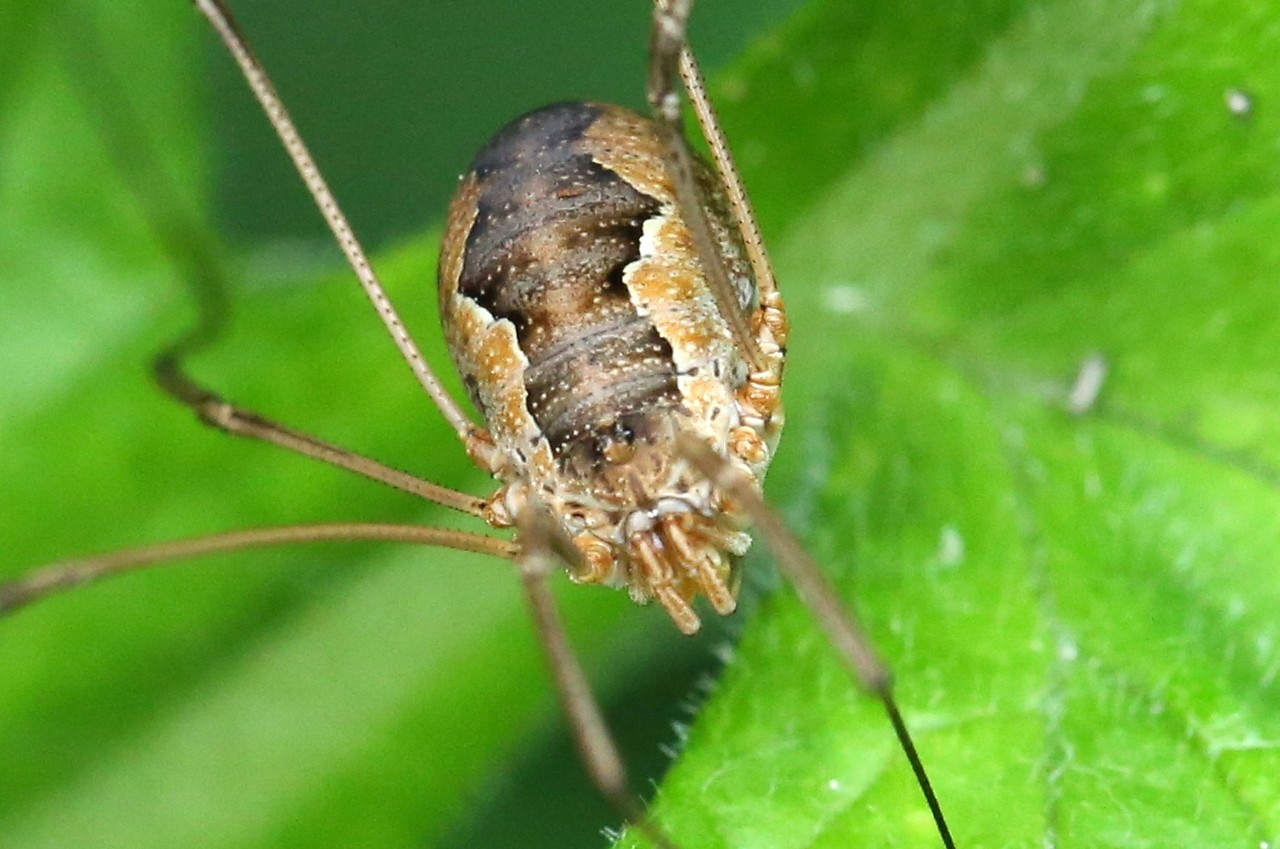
[
  {"left": 617, "top": 0, "right": 1280, "bottom": 846},
  {"left": 3, "top": 2, "right": 1278, "bottom": 849}
]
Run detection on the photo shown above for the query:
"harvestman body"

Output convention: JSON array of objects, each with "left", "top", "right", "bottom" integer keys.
[
  {"left": 1, "top": 1, "right": 955, "bottom": 846},
  {"left": 440, "top": 100, "right": 786, "bottom": 634}
]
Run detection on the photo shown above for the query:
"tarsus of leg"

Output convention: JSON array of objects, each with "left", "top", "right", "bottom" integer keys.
[{"left": 677, "top": 433, "right": 958, "bottom": 849}]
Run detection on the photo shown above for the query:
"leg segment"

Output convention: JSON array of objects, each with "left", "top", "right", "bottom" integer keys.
[
  {"left": 646, "top": 0, "right": 766, "bottom": 373},
  {"left": 676, "top": 32, "right": 779, "bottom": 304},
  {"left": 154, "top": 354, "right": 487, "bottom": 517},
  {"left": 516, "top": 506, "right": 682, "bottom": 849},
  {"left": 193, "top": 0, "right": 475, "bottom": 441},
  {"left": 0, "top": 524, "right": 515, "bottom": 616},
  {"left": 677, "top": 433, "right": 958, "bottom": 849}
]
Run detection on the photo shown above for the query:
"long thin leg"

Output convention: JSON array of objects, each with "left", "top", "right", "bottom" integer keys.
[
  {"left": 0, "top": 524, "right": 515, "bottom": 616},
  {"left": 677, "top": 434, "right": 957, "bottom": 849},
  {"left": 64, "top": 4, "right": 488, "bottom": 521},
  {"left": 647, "top": 0, "right": 767, "bottom": 373},
  {"left": 192, "top": 0, "right": 475, "bottom": 442},
  {"left": 154, "top": 355, "right": 489, "bottom": 518},
  {"left": 517, "top": 507, "right": 681, "bottom": 849},
  {"left": 677, "top": 44, "right": 779, "bottom": 302}
]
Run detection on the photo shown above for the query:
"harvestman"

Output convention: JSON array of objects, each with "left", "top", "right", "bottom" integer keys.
[{"left": 1, "top": 1, "right": 956, "bottom": 846}]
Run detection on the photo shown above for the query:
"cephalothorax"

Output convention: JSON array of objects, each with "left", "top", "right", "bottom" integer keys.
[{"left": 440, "top": 101, "right": 787, "bottom": 632}]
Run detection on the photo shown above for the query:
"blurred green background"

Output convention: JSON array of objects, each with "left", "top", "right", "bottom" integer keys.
[
  {"left": 0, "top": 1, "right": 802, "bottom": 848},
  {"left": 208, "top": 0, "right": 803, "bottom": 251},
  {"left": 5, "top": 0, "right": 1280, "bottom": 847}
]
